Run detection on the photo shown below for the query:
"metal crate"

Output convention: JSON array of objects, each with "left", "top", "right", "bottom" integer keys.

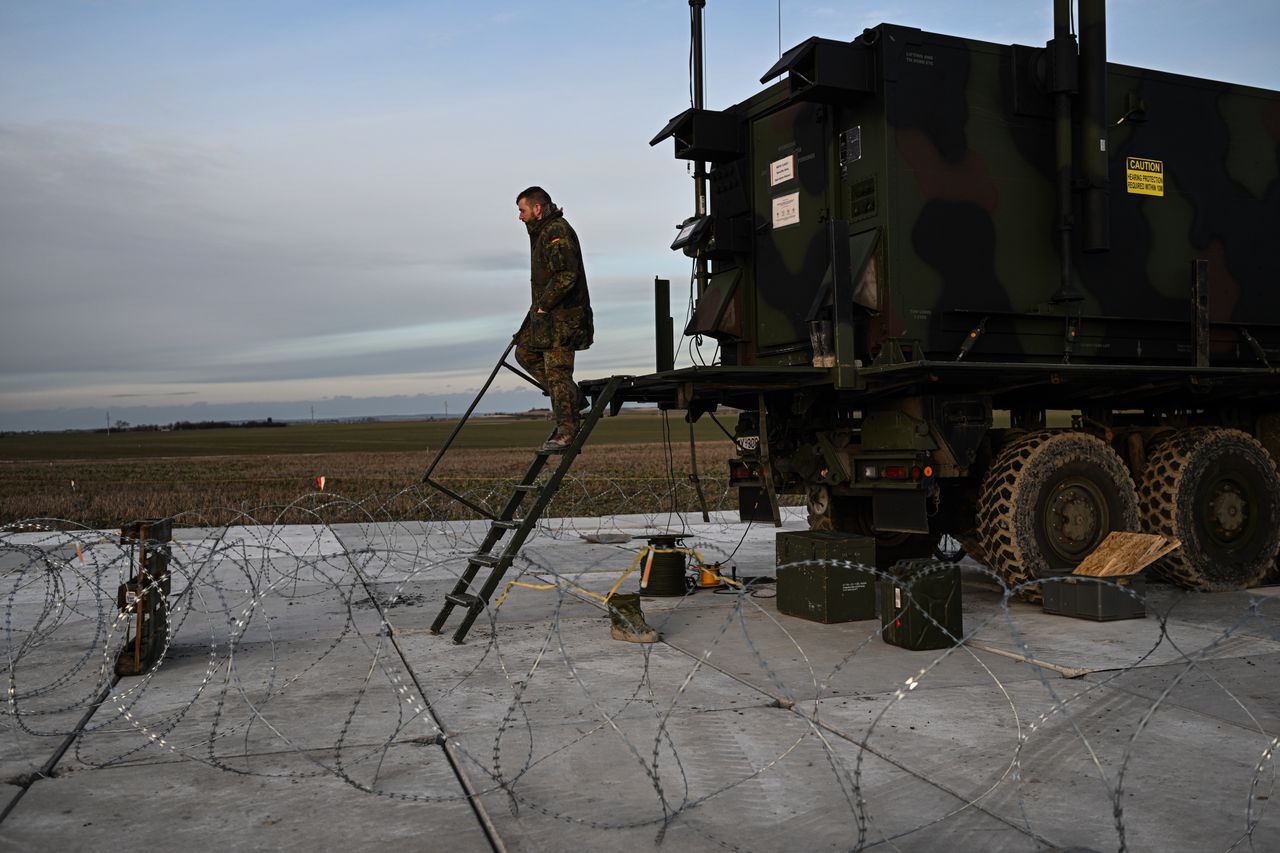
[{"left": 1042, "top": 575, "right": 1147, "bottom": 621}]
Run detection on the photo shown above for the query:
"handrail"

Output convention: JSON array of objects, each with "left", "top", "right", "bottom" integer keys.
[{"left": 422, "top": 339, "right": 535, "bottom": 483}]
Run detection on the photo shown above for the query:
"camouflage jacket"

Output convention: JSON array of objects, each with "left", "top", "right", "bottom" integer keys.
[{"left": 517, "top": 208, "right": 594, "bottom": 352}]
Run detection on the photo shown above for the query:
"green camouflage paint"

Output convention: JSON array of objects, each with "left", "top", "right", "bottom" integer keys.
[{"left": 668, "top": 22, "right": 1280, "bottom": 375}]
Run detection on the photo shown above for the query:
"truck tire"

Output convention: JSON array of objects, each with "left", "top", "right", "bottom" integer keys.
[
  {"left": 979, "top": 431, "right": 1140, "bottom": 597},
  {"left": 1137, "top": 427, "right": 1280, "bottom": 591},
  {"left": 954, "top": 532, "right": 987, "bottom": 566}
]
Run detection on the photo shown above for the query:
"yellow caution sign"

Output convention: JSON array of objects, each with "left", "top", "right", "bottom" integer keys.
[{"left": 1126, "top": 156, "right": 1164, "bottom": 197}]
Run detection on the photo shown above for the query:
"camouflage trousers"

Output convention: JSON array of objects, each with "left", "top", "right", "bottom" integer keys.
[{"left": 515, "top": 344, "right": 578, "bottom": 435}]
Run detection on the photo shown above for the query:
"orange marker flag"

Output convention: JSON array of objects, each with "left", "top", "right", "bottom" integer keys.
[
  {"left": 317, "top": 476, "right": 326, "bottom": 492},
  {"left": 75, "top": 543, "right": 85, "bottom": 565}
]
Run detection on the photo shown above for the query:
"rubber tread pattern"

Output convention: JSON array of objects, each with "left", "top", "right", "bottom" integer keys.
[
  {"left": 1137, "top": 427, "right": 1280, "bottom": 591},
  {"left": 978, "top": 430, "right": 1140, "bottom": 597}
]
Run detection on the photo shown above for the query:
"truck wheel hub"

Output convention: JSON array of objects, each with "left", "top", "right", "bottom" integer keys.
[
  {"left": 1046, "top": 482, "right": 1101, "bottom": 557},
  {"left": 1206, "top": 482, "right": 1248, "bottom": 542}
]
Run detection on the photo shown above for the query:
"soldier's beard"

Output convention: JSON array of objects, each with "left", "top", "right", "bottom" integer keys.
[{"left": 524, "top": 206, "right": 557, "bottom": 235}]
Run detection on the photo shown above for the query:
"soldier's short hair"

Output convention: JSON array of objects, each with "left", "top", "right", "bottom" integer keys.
[{"left": 517, "top": 186, "right": 553, "bottom": 209}]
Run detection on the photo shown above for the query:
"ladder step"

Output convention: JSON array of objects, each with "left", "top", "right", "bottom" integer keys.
[
  {"left": 428, "top": 369, "right": 623, "bottom": 646},
  {"left": 445, "top": 592, "right": 481, "bottom": 609},
  {"left": 431, "top": 374, "right": 622, "bottom": 645}
]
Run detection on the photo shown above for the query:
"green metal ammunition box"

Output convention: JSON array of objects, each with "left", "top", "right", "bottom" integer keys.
[
  {"left": 776, "top": 531, "right": 877, "bottom": 623},
  {"left": 878, "top": 560, "right": 963, "bottom": 650},
  {"left": 776, "top": 530, "right": 876, "bottom": 565},
  {"left": 1041, "top": 575, "right": 1146, "bottom": 621}
]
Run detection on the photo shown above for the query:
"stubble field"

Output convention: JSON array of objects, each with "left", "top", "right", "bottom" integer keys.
[{"left": 0, "top": 413, "right": 750, "bottom": 528}]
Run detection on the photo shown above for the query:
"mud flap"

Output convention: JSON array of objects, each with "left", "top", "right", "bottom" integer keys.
[
  {"left": 872, "top": 490, "right": 930, "bottom": 534},
  {"left": 738, "top": 485, "right": 775, "bottom": 523}
]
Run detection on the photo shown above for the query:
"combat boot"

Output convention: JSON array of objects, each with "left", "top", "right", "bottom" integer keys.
[
  {"left": 538, "top": 416, "right": 580, "bottom": 453},
  {"left": 538, "top": 423, "right": 575, "bottom": 453},
  {"left": 607, "top": 593, "right": 659, "bottom": 643}
]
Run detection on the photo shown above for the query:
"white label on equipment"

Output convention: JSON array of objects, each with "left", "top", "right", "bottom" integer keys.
[
  {"left": 769, "top": 154, "right": 796, "bottom": 186},
  {"left": 894, "top": 588, "right": 901, "bottom": 609},
  {"left": 772, "top": 191, "right": 800, "bottom": 228}
]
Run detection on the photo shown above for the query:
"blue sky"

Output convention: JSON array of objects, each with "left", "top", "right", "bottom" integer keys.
[{"left": 2, "top": 1, "right": 1278, "bottom": 429}]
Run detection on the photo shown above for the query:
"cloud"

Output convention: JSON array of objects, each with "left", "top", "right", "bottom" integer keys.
[
  {"left": 0, "top": 121, "right": 521, "bottom": 390},
  {"left": 0, "top": 99, "right": 688, "bottom": 418},
  {"left": 8, "top": 1, "right": 1271, "bottom": 430}
]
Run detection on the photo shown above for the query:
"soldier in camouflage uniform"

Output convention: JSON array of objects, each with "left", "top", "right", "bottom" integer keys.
[{"left": 514, "top": 186, "right": 594, "bottom": 453}]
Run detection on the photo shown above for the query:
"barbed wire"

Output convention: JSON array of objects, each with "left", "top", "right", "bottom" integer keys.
[{"left": 1, "top": 479, "right": 1277, "bottom": 850}]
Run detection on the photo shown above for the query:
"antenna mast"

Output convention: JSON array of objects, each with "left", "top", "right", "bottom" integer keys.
[{"left": 690, "top": 0, "right": 708, "bottom": 300}]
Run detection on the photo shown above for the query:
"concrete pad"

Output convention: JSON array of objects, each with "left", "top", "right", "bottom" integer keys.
[
  {"left": 0, "top": 783, "right": 20, "bottom": 816},
  {"left": 4, "top": 513, "right": 1280, "bottom": 851},
  {"left": 964, "top": 583, "right": 1280, "bottom": 674},
  {"left": 1144, "top": 583, "right": 1280, "bottom": 639},
  {"left": 66, "top": 634, "right": 443, "bottom": 771},
  {"left": 558, "top": 576, "right": 1043, "bottom": 703},
  {"left": 397, "top": 614, "right": 776, "bottom": 737},
  {"left": 168, "top": 575, "right": 392, "bottom": 646},
  {"left": 0, "top": 602, "right": 115, "bottom": 781},
  {"left": 0, "top": 745, "right": 489, "bottom": 853},
  {"left": 453, "top": 706, "right": 1035, "bottom": 852},
  {"left": 809, "top": 674, "right": 1277, "bottom": 850},
  {"left": 1083, "top": 651, "right": 1280, "bottom": 735}
]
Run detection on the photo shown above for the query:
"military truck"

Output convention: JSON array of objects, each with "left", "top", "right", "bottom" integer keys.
[{"left": 585, "top": 0, "right": 1280, "bottom": 594}]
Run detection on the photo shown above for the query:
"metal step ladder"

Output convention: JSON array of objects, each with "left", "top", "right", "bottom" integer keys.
[{"left": 422, "top": 344, "right": 622, "bottom": 643}]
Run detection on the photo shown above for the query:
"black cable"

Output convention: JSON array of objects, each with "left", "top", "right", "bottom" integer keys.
[
  {"left": 659, "top": 409, "right": 688, "bottom": 535},
  {"left": 689, "top": 517, "right": 752, "bottom": 592},
  {"left": 679, "top": 258, "right": 696, "bottom": 367},
  {"left": 687, "top": 5, "right": 695, "bottom": 109},
  {"left": 706, "top": 411, "right": 736, "bottom": 443}
]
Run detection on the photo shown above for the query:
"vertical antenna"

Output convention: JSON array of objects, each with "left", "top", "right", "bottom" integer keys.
[
  {"left": 1050, "top": 0, "right": 1082, "bottom": 302},
  {"left": 689, "top": 1, "right": 708, "bottom": 301},
  {"left": 1079, "top": 0, "right": 1109, "bottom": 252},
  {"left": 690, "top": 0, "right": 706, "bottom": 214}
]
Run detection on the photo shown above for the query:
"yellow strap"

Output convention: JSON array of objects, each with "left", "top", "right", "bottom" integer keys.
[
  {"left": 493, "top": 549, "right": 645, "bottom": 611},
  {"left": 493, "top": 580, "right": 557, "bottom": 609},
  {"left": 490, "top": 545, "right": 734, "bottom": 611}
]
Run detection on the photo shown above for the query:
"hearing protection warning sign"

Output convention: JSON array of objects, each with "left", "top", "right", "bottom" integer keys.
[{"left": 1126, "top": 157, "right": 1164, "bottom": 197}]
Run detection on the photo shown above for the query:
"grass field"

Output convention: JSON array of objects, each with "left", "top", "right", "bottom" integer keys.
[
  {"left": 0, "top": 409, "right": 733, "bottom": 460},
  {"left": 0, "top": 412, "right": 750, "bottom": 528}
]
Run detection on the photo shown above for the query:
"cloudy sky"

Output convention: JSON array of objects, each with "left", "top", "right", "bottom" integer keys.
[{"left": 3, "top": 1, "right": 1278, "bottom": 430}]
